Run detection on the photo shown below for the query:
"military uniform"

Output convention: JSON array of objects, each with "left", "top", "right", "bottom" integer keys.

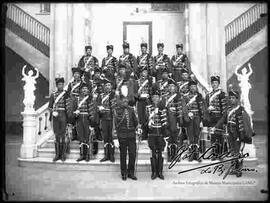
[
  {"left": 66, "top": 67, "right": 83, "bottom": 141},
  {"left": 215, "top": 90, "right": 253, "bottom": 177},
  {"left": 101, "top": 45, "right": 118, "bottom": 83},
  {"left": 119, "top": 42, "right": 137, "bottom": 79},
  {"left": 136, "top": 43, "right": 153, "bottom": 79},
  {"left": 177, "top": 68, "right": 190, "bottom": 97},
  {"left": 153, "top": 43, "right": 171, "bottom": 81},
  {"left": 163, "top": 80, "right": 187, "bottom": 161},
  {"left": 171, "top": 44, "right": 190, "bottom": 82},
  {"left": 157, "top": 76, "right": 174, "bottom": 98},
  {"left": 48, "top": 77, "right": 69, "bottom": 162},
  {"left": 113, "top": 96, "right": 139, "bottom": 180},
  {"left": 73, "top": 83, "right": 94, "bottom": 162},
  {"left": 134, "top": 67, "right": 154, "bottom": 140},
  {"left": 205, "top": 76, "right": 227, "bottom": 160},
  {"left": 146, "top": 87, "right": 167, "bottom": 180},
  {"left": 78, "top": 45, "right": 99, "bottom": 85},
  {"left": 183, "top": 80, "right": 205, "bottom": 162},
  {"left": 96, "top": 81, "right": 115, "bottom": 162}
]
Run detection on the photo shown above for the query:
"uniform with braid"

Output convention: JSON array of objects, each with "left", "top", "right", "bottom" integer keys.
[
  {"left": 135, "top": 74, "right": 153, "bottom": 140},
  {"left": 183, "top": 83, "right": 205, "bottom": 161},
  {"left": 48, "top": 78, "right": 69, "bottom": 162},
  {"left": 101, "top": 55, "right": 118, "bottom": 83},
  {"left": 119, "top": 53, "right": 137, "bottom": 79},
  {"left": 97, "top": 90, "right": 115, "bottom": 162},
  {"left": 171, "top": 53, "right": 190, "bottom": 82},
  {"left": 205, "top": 76, "right": 227, "bottom": 159},
  {"left": 136, "top": 53, "right": 153, "bottom": 78},
  {"left": 215, "top": 97, "right": 253, "bottom": 177},
  {"left": 113, "top": 99, "right": 138, "bottom": 180},
  {"left": 153, "top": 53, "right": 171, "bottom": 81},
  {"left": 146, "top": 93, "right": 167, "bottom": 180},
  {"left": 164, "top": 92, "right": 187, "bottom": 161}
]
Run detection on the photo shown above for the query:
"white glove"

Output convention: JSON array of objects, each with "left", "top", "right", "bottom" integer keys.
[
  {"left": 208, "top": 106, "right": 215, "bottom": 111},
  {"left": 98, "top": 106, "right": 105, "bottom": 111},
  {"left": 74, "top": 110, "right": 80, "bottom": 115},
  {"left": 114, "top": 139, "right": 119, "bottom": 148},
  {"left": 188, "top": 112, "right": 193, "bottom": 118}
]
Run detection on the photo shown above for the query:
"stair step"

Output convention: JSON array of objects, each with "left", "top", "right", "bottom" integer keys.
[{"left": 18, "top": 156, "right": 259, "bottom": 172}]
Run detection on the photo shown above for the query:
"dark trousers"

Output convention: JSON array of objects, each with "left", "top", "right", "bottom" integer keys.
[
  {"left": 118, "top": 136, "right": 136, "bottom": 175},
  {"left": 172, "top": 69, "right": 182, "bottom": 82},
  {"left": 76, "top": 115, "right": 90, "bottom": 143},
  {"left": 228, "top": 130, "right": 242, "bottom": 169},
  {"left": 101, "top": 119, "right": 113, "bottom": 143},
  {"left": 187, "top": 117, "right": 201, "bottom": 144},
  {"left": 137, "top": 100, "right": 148, "bottom": 139},
  {"left": 209, "top": 114, "right": 224, "bottom": 154},
  {"left": 52, "top": 111, "right": 67, "bottom": 142},
  {"left": 167, "top": 112, "right": 178, "bottom": 144},
  {"left": 148, "top": 135, "right": 166, "bottom": 151}
]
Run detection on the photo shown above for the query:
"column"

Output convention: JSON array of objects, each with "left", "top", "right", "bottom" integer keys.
[{"left": 206, "top": 3, "right": 227, "bottom": 91}]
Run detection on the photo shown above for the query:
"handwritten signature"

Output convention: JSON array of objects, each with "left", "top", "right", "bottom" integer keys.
[{"left": 168, "top": 145, "right": 251, "bottom": 179}]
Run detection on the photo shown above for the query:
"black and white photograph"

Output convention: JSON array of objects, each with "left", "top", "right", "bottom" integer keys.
[{"left": 3, "top": 2, "right": 268, "bottom": 201}]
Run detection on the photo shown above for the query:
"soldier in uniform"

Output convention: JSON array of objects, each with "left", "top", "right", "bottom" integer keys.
[
  {"left": 101, "top": 44, "right": 118, "bottom": 84},
  {"left": 134, "top": 66, "right": 153, "bottom": 140},
  {"left": 115, "top": 64, "right": 137, "bottom": 107},
  {"left": 73, "top": 83, "right": 93, "bottom": 162},
  {"left": 171, "top": 44, "right": 190, "bottom": 82},
  {"left": 177, "top": 68, "right": 190, "bottom": 97},
  {"left": 66, "top": 67, "right": 83, "bottom": 141},
  {"left": 157, "top": 67, "right": 172, "bottom": 98},
  {"left": 96, "top": 78, "right": 115, "bottom": 162},
  {"left": 146, "top": 85, "right": 168, "bottom": 180},
  {"left": 136, "top": 42, "right": 153, "bottom": 79},
  {"left": 48, "top": 77, "right": 69, "bottom": 162},
  {"left": 153, "top": 42, "right": 171, "bottom": 81},
  {"left": 164, "top": 79, "right": 187, "bottom": 162},
  {"left": 113, "top": 90, "right": 140, "bottom": 181},
  {"left": 78, "top": 45, "right": 99, "bottom": 86},
  {"left": 119, "top": 41, "right": 137, "bottom": 79},
  {"left": 213, "top": 89, "right": 253, "bottom": 177},
  {"left": 204, "top": 76, "right": 227, "bottom": 160},
  {"left": 183, "top": 79, "right": 205, "bottom": 162}
]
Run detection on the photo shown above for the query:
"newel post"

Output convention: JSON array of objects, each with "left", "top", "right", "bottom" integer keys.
[{"left": 20, "top": 65, "right": 39, "bottom": 159}]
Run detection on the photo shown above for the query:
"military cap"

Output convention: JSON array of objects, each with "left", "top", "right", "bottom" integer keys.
[
  {"left": 157, "top": 43, "right": 164, "bottom": 48},
  {"left": 72, "top": 67, "right": 82, "bottom": 74},
  {"left": 106, "top": 45, "right": 113, "bottom": 50},
  {"left": 229, "top": 90, "right": 240, "bottom": 99},
  {"left": 176, "top": 44, "right": 183, "bottom": 49},
  {"left": 188, "top": 79, "right": 198, "bottom": 86},
  {"left": 55, "top": 77, "right": 64, "bottom": 84},
  {"left": 122, "top": 42, "right": 130, "bottom": 49},
  {"left": 140, "top": 43, "right": 148, "bottom": 48},
  {"left": 85, "top": 45, "right": 92, "bottom": 51},
  {"left": 210, "top": 75, "right": 220, "bottom": 83}
]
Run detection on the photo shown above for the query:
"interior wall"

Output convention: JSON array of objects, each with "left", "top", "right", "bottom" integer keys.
[{"left": 83, "top": 3, "right": 185, "bottom": 63}]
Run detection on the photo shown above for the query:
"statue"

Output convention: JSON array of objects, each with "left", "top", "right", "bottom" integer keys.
[
  {"left": 22, "top": 65, "right": 39, "bottom": 111},
  {"left": 235, "top": 63, "right": 254, "bottom": 128}
]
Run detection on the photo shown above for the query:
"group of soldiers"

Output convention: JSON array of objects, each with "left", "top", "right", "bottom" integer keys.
[{"left": 48, "top": 41, "right": 254, "bottom": 180}]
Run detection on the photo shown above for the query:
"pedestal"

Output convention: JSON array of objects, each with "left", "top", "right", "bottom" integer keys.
[{"left": 20, "top": 110, "right": 38, "bottom": 159}]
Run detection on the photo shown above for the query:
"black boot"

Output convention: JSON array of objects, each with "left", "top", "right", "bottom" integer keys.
[
  {"left": 61, "top": 142, "right": 68, "bottom": 162},
  {"left": 85, "top": 143, "right": 90, "bottom": 162},
  {"left": 171, "top": 144, "right": 177, "bottom": 160},
  {"left": 100, "top": 144, "right": 109, "bottom": 162},
  {"left": 167, "top": 145, "right": 172, "bottom": 162},
  {"left": 77, "top": 144, "right": 85, "bottom": 162},
  {"left": 109, "top": 143, "right": 115, "bottom": 163},
  {"left": 188, "top": 145, "right": 194, "bottom": 162},
  {"left": 53, "top": 142, "right": 61, "bottom": 162},
  {"left": 194, "top": 144, "right": 201, "bottom": 162},
  {"left": 157, "top": 155, "right": 164, "bottom": 180},
  {"left": 93, "top": 140, "right": 99, "bottom": 155},
  {"left": 150, "top": 157, "right": 157, "bottom": 180}
]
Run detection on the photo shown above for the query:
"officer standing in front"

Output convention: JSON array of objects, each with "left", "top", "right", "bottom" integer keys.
[{"left": 48, "top": 77, "right": 69, "bottom": 162}]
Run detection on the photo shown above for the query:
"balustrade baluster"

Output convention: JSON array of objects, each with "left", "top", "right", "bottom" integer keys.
[
  {"left": 44, "top": 112, "right": 48, "bottom": 130},
  {"left": 38, "top": 117, "right": 42, "bottom": 135}
]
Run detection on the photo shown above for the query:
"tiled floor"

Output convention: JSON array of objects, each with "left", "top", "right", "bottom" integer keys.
[{"left": 4, "top": 134, "right": 268, "bottom": 201}]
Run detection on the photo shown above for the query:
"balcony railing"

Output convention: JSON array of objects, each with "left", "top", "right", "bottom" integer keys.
[
  {"left": 225, "top": 3, "right": 267, "bottom": 56},
  {"left": 6, "top": 3, "right": 50, "bottom": 57}
]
